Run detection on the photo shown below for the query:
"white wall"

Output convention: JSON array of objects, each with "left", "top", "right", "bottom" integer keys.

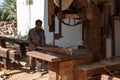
[
  {"left": 17, "top": 0, "right": 83, "bottom": 49},
  {"left": 30, "top": 0, "right": 45, "bottom": 28},
  {"left": 106, "top": 38, "right": 112, "bottom": 58},
  {"left": 54, "top": 18, "right": 82, "bottom": 48},
  {"left": 17, "top": 0, "right": 44, "bottom": 36},
  {"left": 16, "top": 0, "right": 29, "bottom": 36},
  {"left": 44, "top": 0, "right": 82, "bottom": 49}
]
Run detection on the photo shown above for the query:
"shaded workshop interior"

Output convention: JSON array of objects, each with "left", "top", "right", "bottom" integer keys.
[{"left": 0, "top": 0, "right": 120, "bottom": 80}]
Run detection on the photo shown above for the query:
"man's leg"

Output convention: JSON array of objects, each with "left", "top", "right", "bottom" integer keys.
[
  {"left": 36, "top": 59, "right": 42, "bottom": 72},
  {"left": 29, "top": 56, "right": 36, "bottom": 71}
]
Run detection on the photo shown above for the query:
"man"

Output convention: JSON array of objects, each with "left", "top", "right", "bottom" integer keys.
[{"left": 28, "top": 19, "right": 46, "bottom": 73}]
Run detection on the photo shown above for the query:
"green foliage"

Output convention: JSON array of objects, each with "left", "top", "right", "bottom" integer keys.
[{"left": 0, "top": 0, "right": 16, "bottom": 21}]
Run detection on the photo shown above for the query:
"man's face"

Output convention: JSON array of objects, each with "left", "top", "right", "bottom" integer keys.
[{"left": 36, "top": 22, "right": 42, "bottom": 29}]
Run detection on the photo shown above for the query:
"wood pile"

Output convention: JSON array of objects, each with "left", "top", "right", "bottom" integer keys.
[{"left": 0, "top": 21, "right": 17, "bottom": 36}]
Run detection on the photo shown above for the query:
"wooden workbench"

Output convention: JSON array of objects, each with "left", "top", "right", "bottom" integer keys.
[{"left": 27, "top": 49, "right": 93, "bottom": 80}]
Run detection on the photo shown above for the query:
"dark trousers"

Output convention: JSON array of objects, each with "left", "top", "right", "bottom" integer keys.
[{"left": 29, "top": 56, "right": 42, "bottom": 72}]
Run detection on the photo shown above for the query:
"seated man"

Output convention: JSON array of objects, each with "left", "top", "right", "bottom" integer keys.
[{"left": 28, "top": 19, "right": 47, "bottom": 73}]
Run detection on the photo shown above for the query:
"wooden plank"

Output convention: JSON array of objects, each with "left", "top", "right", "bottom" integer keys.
[
  {"left": 26, "top": 49, "right": 92, "bottom": 62},
  {"left": 92, "top": 0, "right": 108, "bottom": 5},
  {"left": 48, "top": 0, "right": 55, "bottom": 32},
  {"left": 37, "top": 46, "right": 72, "bottom": 55},
  {"left": 0, "top": 46, "right": 16, "bottom": 60},
  {"left": 27, "top": 51, "right": 61, "bottom": 62}
]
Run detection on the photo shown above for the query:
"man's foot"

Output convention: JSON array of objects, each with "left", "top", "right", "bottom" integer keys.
[
  {"left": 40, "top": 71, "right": 48, "bottom": 77},
  {"left": 29, "top": 70, "right": 36, "bottom": 74},
  {"left": 40, "top": 69, "right": 46, "bottom": 72}
]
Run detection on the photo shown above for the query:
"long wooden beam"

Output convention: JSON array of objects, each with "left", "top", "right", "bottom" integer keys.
[
  {"left": 0, "top": 36, "right": 28, "bottom": 58},
  {"left": 37, "top": 46, "right": 72, "bottom": 55},
  {"left": 27, "top": 49, "right": 92, "bottom": 62},
  {"left": 0, "top": 36, "right": 29, "bottom": 46},
  {"left": 0, "top": 46, "right": 19, "bottom": 69}
]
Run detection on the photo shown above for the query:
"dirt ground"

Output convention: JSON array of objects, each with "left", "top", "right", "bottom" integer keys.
[
  {"left": 3, "top": 68, "right": 48, "bottom": 80},
  {"left": 0, "top": 57, "right": 49, "bottom": 80},
  {"left": 0, "top": 43, "right": 49, "bottom": 80}
]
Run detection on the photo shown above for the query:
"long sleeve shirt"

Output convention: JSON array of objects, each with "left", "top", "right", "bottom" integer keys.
[{"left": 28, "top": 28, "right": 46, "bottom": 51}]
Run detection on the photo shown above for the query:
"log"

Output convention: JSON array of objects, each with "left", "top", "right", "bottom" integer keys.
[
  {"left": 0, "top": 36, "right": 28, "bottom": 46},
  {"left": 37, "top": 46, "right": 72, "bottom": 55}
]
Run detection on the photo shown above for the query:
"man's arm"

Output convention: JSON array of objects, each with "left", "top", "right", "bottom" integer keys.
[
  {"left": 42, "top": 30, "right": 46, "bottom": 47},
  {"left": 28, "top": 29, "right": 37, "bottom": 50}
]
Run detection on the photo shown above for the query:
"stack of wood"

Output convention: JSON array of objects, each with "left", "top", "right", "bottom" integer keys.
[{"left": 0, "top": 21, "right": 17, "bottom": 36}]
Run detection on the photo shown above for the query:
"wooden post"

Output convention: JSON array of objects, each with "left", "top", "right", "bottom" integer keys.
[
  {"left": 111, "top": 16, "right": 115, "bottom": 57},
  {"left": 0, "top": 47, "right": 17, "bottom": 69},
  {"left": 85, "top": 3, "right": 101, "bottom": 62},
  {"left": 19, "top": 42, "right": 26, "bottom": 58},
  {"left": 3, "top": 58, "right": 11, "bottom": 69},
  {"left": 49, "top": 62, "right": 59, "bottom": 80},
  {"left": 48, "top": 0, "right": 55, "bottom": 32},
  {"left": 101, "top": 3, "right": 110, "bottom": 59}
]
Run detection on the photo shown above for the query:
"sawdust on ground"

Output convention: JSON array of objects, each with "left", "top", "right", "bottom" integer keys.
[
  {"left": 0, "top": 57, "right": 49, "bottom": 80},
  {"left": 4, "top": 68, "right": 49, "bottom": 80},
  {"left": 0, "top": 43, "right": 49, "bottom": 80}
]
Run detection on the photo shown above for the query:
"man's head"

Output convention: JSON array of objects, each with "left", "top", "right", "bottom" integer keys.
[{"left": 35, "top": 19, "right": 42, "bottom": 29}]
